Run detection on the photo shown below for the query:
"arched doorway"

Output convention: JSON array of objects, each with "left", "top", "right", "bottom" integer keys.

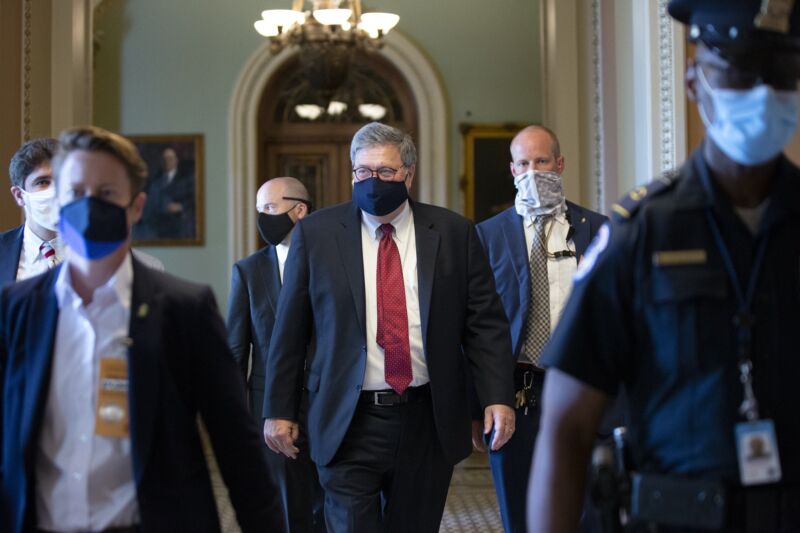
[
  {"left": 257, "top": 50, "right": 419, "bottom": 217},
  {"left": 229, "top": 31, "right": 448, "bottom": 262}
]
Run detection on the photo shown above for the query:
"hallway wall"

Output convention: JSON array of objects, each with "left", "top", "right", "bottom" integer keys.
[{"left": 93, "top": 0, "right": 541, "bottom": 304}]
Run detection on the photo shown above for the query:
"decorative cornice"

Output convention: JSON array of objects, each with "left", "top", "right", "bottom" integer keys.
[
  {"left": 657, "top": 0, "right": 676, "bottom": 171},
  {"left": 590, "top": 0, "right": 605, "bottom": 210},
  {"left": 22, "top": 0, "right": 32, "bottom": 141}
]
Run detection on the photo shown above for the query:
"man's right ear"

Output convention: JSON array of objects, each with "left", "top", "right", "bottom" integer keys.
[
  {"left": 10, "top": 186, "right": 25, "bottom": 208},
  {"left": 686, "top": 59, "right": 698, "bottom": 103}
]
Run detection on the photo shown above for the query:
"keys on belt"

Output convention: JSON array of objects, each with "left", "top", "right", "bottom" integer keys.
[{"left": 515, "top": 363, "right": 544, "bottom": 415}]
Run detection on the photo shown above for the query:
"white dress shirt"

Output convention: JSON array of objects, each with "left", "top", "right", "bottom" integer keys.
[
  {"left": 360, "top": 201, "right": 429, "bottom": 390},
  {"left": 16, "top": 223, "right": 63, "bottom": 280},
  {"left": 36, "top": 254, "right": 139, "bottom": 531},
  {"left": 276, "top": 230, "right": 292, "bottom": 283},
  {"left": 522, "top": 210, "right": 578, "bottom": 332}
]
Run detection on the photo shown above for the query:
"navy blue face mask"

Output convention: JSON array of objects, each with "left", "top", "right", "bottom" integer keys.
[
  {"left": 352, "top": 178, "right": 408, "bottom": 216},
  {"left": 59, "top": 196, "right": 129, "bottom": 260}
]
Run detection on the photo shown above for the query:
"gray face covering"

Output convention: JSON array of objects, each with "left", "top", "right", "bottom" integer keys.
[{"left": 513, "top": 170, "right": 566, "bottom": 217}]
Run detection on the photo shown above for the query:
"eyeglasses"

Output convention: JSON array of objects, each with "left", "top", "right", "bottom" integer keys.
[{"left": 352, "top": 166, "right": 405, "bottom": 181}]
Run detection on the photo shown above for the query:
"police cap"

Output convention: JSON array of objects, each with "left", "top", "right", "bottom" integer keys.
[{"left": 669, "top": 0, "right": 800, "bottom": 53}]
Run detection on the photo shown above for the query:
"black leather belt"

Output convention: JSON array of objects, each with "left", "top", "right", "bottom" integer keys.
[
  {"left": 359, "top": 384, "right": 431, "bottom": 406},
  {"left": 516, "top": 362, "right": 545, "bottom": 373}
]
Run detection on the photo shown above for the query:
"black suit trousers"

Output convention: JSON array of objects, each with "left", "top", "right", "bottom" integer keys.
[{"left": 316, "top": 389, "right": 453, "bottom": 533}]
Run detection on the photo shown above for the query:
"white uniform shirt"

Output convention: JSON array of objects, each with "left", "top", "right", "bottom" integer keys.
[
  {"left": 360, "top": 201, "right": 429, "bottom": 390},
  {"left": 522, "top": 210, "right": 578, "bottom": 332},
  {"left": 16, "top": 223, "right": 63, "bottom": 280},
  {"left": 36, "top": 254, "right": 139, "bottom": 531}
]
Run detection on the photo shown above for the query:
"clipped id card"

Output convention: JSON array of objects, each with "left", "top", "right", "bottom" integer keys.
[
  {"left": 95, "top": 357, "right": 130, "bottom": 438},
  {"left": 735, "top": 419, "right": 782, "bottom": 486}
]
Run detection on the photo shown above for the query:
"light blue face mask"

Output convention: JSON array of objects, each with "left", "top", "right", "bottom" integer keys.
[{"left": 697, "top": 65, "right": 800, "bottom": 166}]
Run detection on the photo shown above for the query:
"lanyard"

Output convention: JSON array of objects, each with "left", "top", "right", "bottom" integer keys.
[{"left": 704, "top": 208, "right": 770, "bottom": 421}]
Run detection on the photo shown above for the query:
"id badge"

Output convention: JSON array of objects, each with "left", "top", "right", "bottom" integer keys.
[
  {"left": 95, "top": 357, "right": 130, "bottom": 438},
  {"left": 735, "top": 419, "right": 782, "bottom": 486}
]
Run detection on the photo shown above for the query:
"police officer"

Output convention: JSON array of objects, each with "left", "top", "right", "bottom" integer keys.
[{"left": 528, "top": 1, "right": 800, "bottom": 531}]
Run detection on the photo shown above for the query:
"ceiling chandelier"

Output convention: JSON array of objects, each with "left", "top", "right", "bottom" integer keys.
[
  {"left": 254, "top": 0, "right": 400, "bottom": 54},
  {"left": 254, "top": 0, "right": 400, "bottom": 120}
]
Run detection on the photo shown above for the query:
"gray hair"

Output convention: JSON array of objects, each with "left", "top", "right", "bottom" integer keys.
[{"left": 350, "top": 122, "right": 417, "bottom": 168}]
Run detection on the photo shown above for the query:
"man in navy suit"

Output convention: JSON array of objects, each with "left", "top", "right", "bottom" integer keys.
[
  {"left": 475, "top": 125, "right": 607, "bottom": 532},
  {"left": 0, "top": 126, "right": 283, "bottom": 533},
  {"left": 263, "top": 122, "right": 515, "bottom": 532},
  {"left": 1, "top": 138, "right": 61, "bottom": 285},
  {"left": 227, "top": 176, "right": 324, "bottom": 532}
]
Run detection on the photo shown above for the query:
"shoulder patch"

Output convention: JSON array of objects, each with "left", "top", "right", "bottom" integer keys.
[{"left": 611, "top": 169, "right": 679, "bottom": 222}]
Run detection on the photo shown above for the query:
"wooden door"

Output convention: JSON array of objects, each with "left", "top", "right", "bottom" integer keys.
[{"left": 265, "top": 142, "right": 354, "bottom": 208}]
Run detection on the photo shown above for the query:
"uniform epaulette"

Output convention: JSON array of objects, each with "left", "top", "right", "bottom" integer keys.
[{"left": 610, "top": 169, "right": 679, "bottom": 222}]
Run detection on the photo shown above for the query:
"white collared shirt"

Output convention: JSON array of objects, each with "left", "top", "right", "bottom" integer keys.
[
  {"left": 276, "top": 229, "right": 293, "bottom": 284},
  {"left": 36, "top": 254, "right": 139, "bottom": 531},
  {"left": 360, "top": 201, "right": 429, "bottom": 390},
  {"left": 16, "top": 223, "right": 64, "bottom": 280},
  {"left": 522, "top": 210, "right": 578, "bottom": 332}
]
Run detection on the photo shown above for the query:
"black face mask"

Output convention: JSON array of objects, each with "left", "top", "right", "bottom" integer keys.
[
  {"left": 257, "top": 211, "right": 295, "bottom": 246},
  {"left": 352, "top": 178, "right": 408, "bottom": 216}
]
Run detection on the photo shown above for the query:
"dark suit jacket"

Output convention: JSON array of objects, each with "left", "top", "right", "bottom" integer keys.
[
  {"left": 476, "top": 202, "right": 607, "bottom": 358},
  {"left": 0, "top": 257, "right": 284, "bottom": 533},
  {"left": 263, "top": 201, "right": 514, "bottom": 467},
  {"left": 226, "top": 246, "right": 281, "bottom": 416},
  {"left": 0, "top": 226, "right": 23, "bottom": 286}
]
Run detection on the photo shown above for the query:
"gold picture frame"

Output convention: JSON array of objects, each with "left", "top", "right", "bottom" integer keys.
[
  {"left": 128, "top": 134, "right": 204, "bottom": 246},
  {"left": 460, "top": 123, "right": 526, "bottom": 222}
]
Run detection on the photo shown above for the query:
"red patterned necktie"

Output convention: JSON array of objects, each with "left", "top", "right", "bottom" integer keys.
[
  {"left": 39, "top": 241, "right": 58, "bottom": 268},
  {"left": 376, "top": 223, "right": 412, "bottom": 394}
]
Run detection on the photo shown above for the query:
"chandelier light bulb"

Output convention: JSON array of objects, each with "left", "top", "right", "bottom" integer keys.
[
  {"left": 327, "top": 101, "right": 348, "bottom": 115},
  {"left": 261, "top": 9, "right": 305, "bottom": 30},
  {"left": 295, "top": 104, "right": 325, "bottom": 120},
  {"left": 359, "top": 12, "right": 400, "bottom": 35},
  {"left": 356, "top": 22, "right": 380, "bottom": 39},
  {"left": 358, "top": 103, "right": 387, "bottom": 120},
  {"left": 312, "top": 8, "right": 352, "bottom": 26},
  {"left": 254, "top": 20, "right": 279, "bottom": 37}
]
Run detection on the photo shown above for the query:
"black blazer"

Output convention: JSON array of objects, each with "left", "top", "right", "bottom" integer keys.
[
  {"left": 263, "top": 201, "right": 514, "bottom": 467},
  {"left": 476, "top": 202, "right": 608, "bottom": 358},
  {"left": 0, "top": 225, "right": 23, "bottom": 286},
  {"left": 0, "top": 257, "right": 284, "bottom": 533},
  {"left": 226, "top": 246, "right": 281, "bottom": 416}
]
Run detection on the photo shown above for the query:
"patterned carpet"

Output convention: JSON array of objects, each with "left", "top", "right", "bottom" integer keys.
[{"left": 204, "top": 425, "right": 502, "bottom": 532}]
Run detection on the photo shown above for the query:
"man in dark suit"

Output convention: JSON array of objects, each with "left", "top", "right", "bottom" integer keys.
[
  {"left": 475, "top": 125, "right": 608, "bottom": 532},
  {"left": 227, "top": 176, "right": 324, "bottom": 532},
  {"left": 0, "top": 126, "right": 283, "bottom": 533},
  {"left": 262, "top": 122, "right": 516, "bottom": 532},
  {"left": 1, "top": 138, "right": 61, "bottom": 285}
]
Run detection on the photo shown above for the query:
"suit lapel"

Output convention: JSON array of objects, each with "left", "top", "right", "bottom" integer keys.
[
  {"left": 20, "top": 269, "right": 60, "bottom": 457},
  {"left": 412, "top": 204, "right": 440, "bottom": 348},
  {"left": 258, "top": 246, "right": 281, "bottom": 313},
  {"left": 127, "top": 258, "right": 163, "bottom": 486},
  {"left": 501, "top": 209, "right": 530, "bottom": 305},
  {"left": 336, "top": 203, "right": 367, "bottom": 338},
  {"left": 567, "top": 202, "right": 592, "bottom": 258}
]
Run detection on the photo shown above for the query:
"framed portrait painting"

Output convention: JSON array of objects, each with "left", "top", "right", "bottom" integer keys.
[{"left": 129, "top": 134, "right": 204, "bottom": 246}]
